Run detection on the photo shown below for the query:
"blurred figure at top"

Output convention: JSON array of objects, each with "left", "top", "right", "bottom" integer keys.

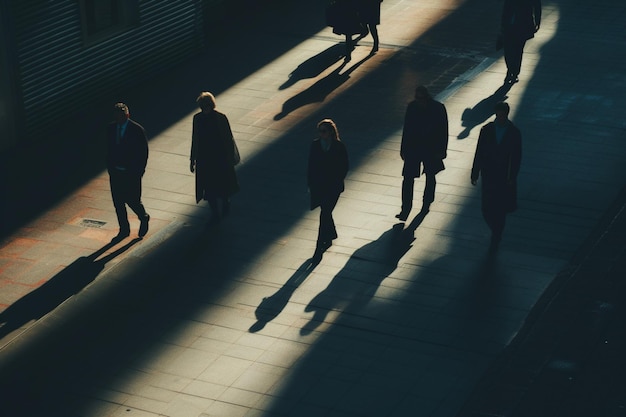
[{"left": 500, "top": 0, "right": 541, "bottom": 84}]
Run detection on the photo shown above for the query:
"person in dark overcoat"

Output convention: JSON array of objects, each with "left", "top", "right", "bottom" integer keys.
[
  {"left": 397, "top": 85, "right": 448, "bottom": 221},
  {"left": 308, "top": 118, "right": 349, "bottom": 260},
  {"left": 106, "top": 102, "right": 150, "bottom": 240},
  {"left": 326, "top": 0, "right": 363, "bottom": 61},
  {"left": 190, "top": 91, "right": 239, "bottom": 226},
  {"left": 471, "top": 101, "right": 522, "bottom": 250},
  {"left": 500, "top": 0, "right": 541, "bottom": 83},
  {"left": 355, "top": 0, "right": 382, "bottom": 53}
]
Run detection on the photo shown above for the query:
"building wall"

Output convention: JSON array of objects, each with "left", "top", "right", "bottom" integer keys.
[
  {"left": 0, "top": 0, "right": 18, "bottom": 151},
  {"left": 2, "top": 0, "right": 206, "bottom": 149}
]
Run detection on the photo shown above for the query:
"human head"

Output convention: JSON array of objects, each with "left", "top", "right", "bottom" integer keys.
[
  {"left": 414, "top": 85, "right": 432, "bottom": 106},
  {"left": 494, "top": 101, "right": 510, "bottom": 124},
  {"left": 196, "top": 91, "right": 216, "bottom": 111},
  {"left": 317, "top": 119, "right": 340, "bottom": 141},
  {"left": 114, "top": 102, "right": 129, "bottom": 125}
]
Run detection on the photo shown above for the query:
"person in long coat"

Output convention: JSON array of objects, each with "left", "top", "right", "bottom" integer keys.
[
  {"left": 471, "top": 101, "right": 522, "bottom": 250},
  {"left": 326, "top": 0, "right": 363, "bottom": 61},
  {"left": 397, "top": 85, "right": 448, "bottom": 221},
  {"left": 190, "top": 91, "right": 239, "bottom": 226},
  {"left": 106, "top": 102, "right": 150, "bottom": 240},
  {"left": 500, "top": 0, "right": 541, "bottom": 83},
  {"left": 308, "top": 119, "right": 349, "bottom": 260},
  {"left": 355, "top": 0, "right": 382, "bottom": 53}
]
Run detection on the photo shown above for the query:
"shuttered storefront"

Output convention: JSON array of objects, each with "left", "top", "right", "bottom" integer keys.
[{"left": 9, "top": 0, "right": 205, "bottom": 140}]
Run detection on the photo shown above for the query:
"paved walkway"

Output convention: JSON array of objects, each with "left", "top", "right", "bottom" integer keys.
[{"left": 1, "top": 0, "right": 625, "bottom": 416}]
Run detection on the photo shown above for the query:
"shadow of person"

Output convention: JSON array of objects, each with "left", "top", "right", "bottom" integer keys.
[
  {"left": 274, "top": 52, "right": 374, "bottom": 120},
  {"left": 249, "top": 257, "right": 320, "bottom": 333},
  {"left": 279, "top": 44, "right": 346, "bottom": 90},
  {"left": 457, "top": 84, "right": 511, "bottom": 139},
  {"left": 301, "top": 224, "right": 415, "bottom": 335},
  {"left": 0, "top": 239, "right": 141, "bottom": 340}
]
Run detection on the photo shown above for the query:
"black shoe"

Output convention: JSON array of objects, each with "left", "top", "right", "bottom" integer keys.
[
  {"left": 138, "top": 214, "right": 150, "bottom": 238},
  {"left": 395, "top": 211, "right": 409, "bottom": 221},
  {"left": 505, "top": 73, "right": 519, "bottom": 84},
  {"left": 112, "top": 230, "right": 130, "bottom": 242}
]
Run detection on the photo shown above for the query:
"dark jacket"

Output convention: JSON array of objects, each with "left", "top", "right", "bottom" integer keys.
[
  {"left": 501, "top": 0, "right": 542, "bottom": 41},
  {"left": 191, "top": 110, "right": 239, "bottom": 202},
  {"left": 471, "top": 120, "right": 522, "bottom": 211},
  {"left": 308, "top": 139, "right": 349, "bottom": 210},
  {"left": 401, "top": 99, "right": 449, "bottom": 178},
  {"left": 106, "top": 119, "right": 148, "bottom": 175}
]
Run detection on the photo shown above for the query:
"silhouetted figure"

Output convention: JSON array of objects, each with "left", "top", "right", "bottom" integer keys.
[
  {"left": 326, "top": 0, "right": 364, "bottom": 61},
  {"left": 190, "top": 92, "right": 240, "bottom": 227},
  {"left": 308, "top": 119, "right": 349, "bottom": 261},
  {"left": 471, "top": 102, "right": 522, "bottom": 251},
  {"left": 106, "top": 103, "right": 150, "bottom": 240},
  {"left": 354, "top": 0, "right": 382, "bottom": 53},
  {"left": 397, "top": 85, "right": 449, "bottom": 221},
  {"left": 500, "top": 0, "right": 541, "bottom": 84}
]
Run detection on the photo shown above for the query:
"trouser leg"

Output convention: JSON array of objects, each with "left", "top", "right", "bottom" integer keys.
[
  {"left": 482, "top": 206, "right": 506, "bottom": 243},
  {"left": 110, "top": 173, "right": 130, "bottom": 232},
  {"left": 423, "top": 173, "right": 436, "bottom": 205},
  {"left": 125, "top": 173, "right": 148, "bottom": 220},
  {"left": 504, "top": 39, "right": 526, "bottom": 77},
  {"left": 370, "top": 25, "right": 379, "bottom": 50},
  {"left": 318, "top": 194, "right": 340, "bottom": 245},
  {"left": 401, "top": 177, "right": 414, "bottom": 214}
]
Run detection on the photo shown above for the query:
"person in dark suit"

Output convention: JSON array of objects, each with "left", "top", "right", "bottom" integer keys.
[
  {"left": 500, "top": 0, "right": 541, "bottom": 84},
  {"left": 190, "top": 92, "right": 239, "bottom": 227},
  {"left": 106, "top": 103, "right": 150, "bottom": 240},
  {"left": 397, "top": 85, "right": 448, "bottom": 221},
  {"left": 308, "top": 119, "right": 349, "bottom": 260},
  {"left": 355, "top": 0, "right": 382, "bottom": 53},
  {"left": 471, "top": 102, "right": 522, "bottom": 250}
]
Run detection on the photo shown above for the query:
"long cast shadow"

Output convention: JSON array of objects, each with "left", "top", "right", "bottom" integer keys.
[
  {"left": 458, "top": 84, "right": 511, "bottom": 139},
  {"left": 301, "top": 223, "right": 415, "bottom": 335},
  {"left": 279, "top": 43, "right": 346, "bottom": 90},
  {"left": 249, "top": 257, "right": 321, "bottom": 332},
  {"left": 0, "top": 239, "right": 140, "bottom": 341},
  {"left": 274, "top": 52, "right": 375, "bottom": 120}
]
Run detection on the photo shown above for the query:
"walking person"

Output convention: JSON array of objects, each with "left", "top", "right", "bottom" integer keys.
[
  {"left": 106, "top": 103, "right": 150, "bottom": 241},
  {"left": 396, "top": 85, "right": 448, "bottom": 221},
  {"left": 499, "top": 0, "right": 541, "bottom": 84},
  {"left": 308, "top": 119, "right": 349, "bottom": 261},
  {"left": 326, "top": 0, "right": 364, "bottom": 61},
  {"left": 190, "top": 92, "right": 240, "bottom": 227},
  {"left": 355, "top": 0, "right": 382, "bottom": 53},
  {"left": 471, "top": 102, "right": 522, "bottom": 251}
]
